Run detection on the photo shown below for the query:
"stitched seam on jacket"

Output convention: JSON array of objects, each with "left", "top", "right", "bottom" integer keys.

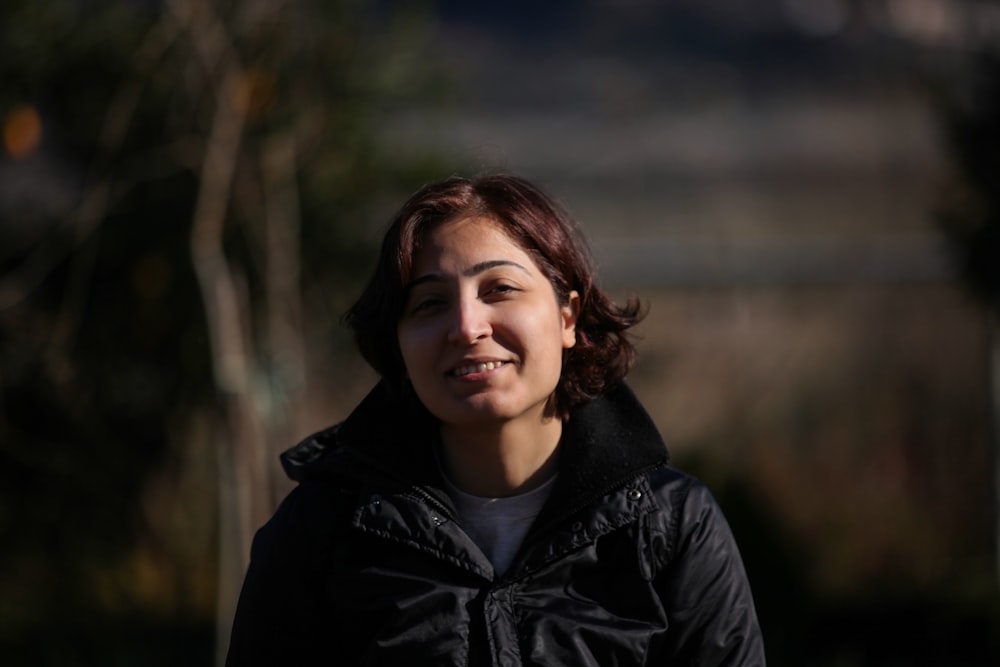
[{"left": 355, "top": 525, "right": 494, "bottom": 579}]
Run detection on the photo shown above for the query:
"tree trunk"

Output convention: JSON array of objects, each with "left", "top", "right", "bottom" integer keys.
[
  {"left": 261, "top": 132, "right": 307, "bottom": 505},
  {"left": 169, "top": 0, "right": 268, "bottom": 660}
]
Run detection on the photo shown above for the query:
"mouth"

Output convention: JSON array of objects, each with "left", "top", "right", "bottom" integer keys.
[{"left": 449, "top": 360, "right": 508, "bottom": 378}]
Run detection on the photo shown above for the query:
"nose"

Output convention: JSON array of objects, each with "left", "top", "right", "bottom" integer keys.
[{"left": 447, "top": 295, "right": 491, "bottom": 344}]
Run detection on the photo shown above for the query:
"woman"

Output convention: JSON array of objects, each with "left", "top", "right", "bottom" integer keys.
[{"left": 226, "top": 174, "right": 765, "bottom": 665}]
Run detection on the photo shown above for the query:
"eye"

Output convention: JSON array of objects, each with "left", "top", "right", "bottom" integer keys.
[
  {"left": 405, "top": 293, "right": 448, "bottom": 316},
  {"left": 484, "top": 282, "right": 520, "bottom": 299}
]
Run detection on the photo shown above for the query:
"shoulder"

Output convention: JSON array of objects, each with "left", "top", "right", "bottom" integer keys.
[
  {"left": 227, "top": 481, "right": 363, "bottom": 665},
  {"left": 641, "top": 465, "right": 736, "bottom": 564},
  {"left": 250, "top": 476, "right": 360, "bottom": 566},
  {"left": 641, "top": 467, "right": 766, "bottom": 664},
  {"left": 644, "top": 464, "right": 720, "bottom": 520}
]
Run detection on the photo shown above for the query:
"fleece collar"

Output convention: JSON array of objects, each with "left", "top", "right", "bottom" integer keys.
[
  {"left": 533, "top": 382, "right": 670, "bottom": 532},
  {"left": 281, "top": 382, "right": 670, "bottom": 513}
]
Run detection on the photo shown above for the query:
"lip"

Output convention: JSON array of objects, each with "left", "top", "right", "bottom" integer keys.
[{"left": 448, "top": 359, "right": 510, "bottom": 379}]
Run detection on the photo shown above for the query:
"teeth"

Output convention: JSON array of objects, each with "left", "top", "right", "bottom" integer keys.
[{"left": 454, "top": 361, "right": 504, "bottom": 377}]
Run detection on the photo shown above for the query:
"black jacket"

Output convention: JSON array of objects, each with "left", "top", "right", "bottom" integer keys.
[{"left": 226, "top": 382, "right": 765, "bottom": 666}]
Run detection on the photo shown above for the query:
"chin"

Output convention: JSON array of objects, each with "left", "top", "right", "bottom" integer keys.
[
  {"left": 442, "top": 404, "right": 514, "bottom": 426},
  {"left": 439, "top": 396, "right": 548, "bottom": 428}
]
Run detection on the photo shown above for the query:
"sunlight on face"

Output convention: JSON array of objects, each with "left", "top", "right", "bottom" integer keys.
[{"left": 397, "top": 216, "right": 579, "bottom": 429}]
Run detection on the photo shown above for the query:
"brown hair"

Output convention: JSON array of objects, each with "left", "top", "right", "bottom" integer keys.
[{"left": 345, "top": 173, "right": 644, "bottom": 415}]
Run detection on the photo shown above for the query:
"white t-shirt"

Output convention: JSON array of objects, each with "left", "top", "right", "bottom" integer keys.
[{"left": 442, "top": 474, "right": 556, "bottom": 576}]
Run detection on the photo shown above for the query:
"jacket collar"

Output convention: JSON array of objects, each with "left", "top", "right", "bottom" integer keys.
[
  {"left": 533, "top": 381, "right": 669, "bottom": 533},
  {"left": 281, "top": 382, "right": 441, "bottom": 487},
  {"left": 281, "top": 381, "right": 670, "bottom": 513}
]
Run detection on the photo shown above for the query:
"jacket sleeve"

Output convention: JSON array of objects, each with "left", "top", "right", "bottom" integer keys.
[
  {"left": 654, "top": 475, "right": 766, "bottom": 666},
  {"left": 224, "top": 485, "right": 330, "bottom": 666}
]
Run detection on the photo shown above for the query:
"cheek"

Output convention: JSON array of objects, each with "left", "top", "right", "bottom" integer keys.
[
  {"left": 526, "top": 317, "right": 571, "bottom": 367},
  {"left": 396, "top": 327, "right": 418, "bottom": 369},
  {"left": 397, "top": 324, "right": 435, "bottom": 368}
]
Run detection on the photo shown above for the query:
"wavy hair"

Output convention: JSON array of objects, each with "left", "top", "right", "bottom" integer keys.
[{"left": 345, "top": 173, "right": 644, "bottom": 415}]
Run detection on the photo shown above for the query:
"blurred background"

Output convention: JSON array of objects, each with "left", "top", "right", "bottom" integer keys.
[{"left": 2, "top": 0, "right": 999, "bottom": 665}]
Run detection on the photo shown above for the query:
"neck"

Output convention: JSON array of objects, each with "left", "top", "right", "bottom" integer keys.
[{"left": 439, "top": 416, "right": 563, "bottom": 498}]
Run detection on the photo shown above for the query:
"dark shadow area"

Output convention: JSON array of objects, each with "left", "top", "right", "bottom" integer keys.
[
  {"left": 2, "top": 615, "right": 215, "bottom": 667},
  {"left": 680, "top": 452, "right": 1000, "bottom": 667}
]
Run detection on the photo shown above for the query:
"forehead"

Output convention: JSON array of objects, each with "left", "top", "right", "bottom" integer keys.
[{"left": 410, "top": 216, "right": 536, "bottom": 272}]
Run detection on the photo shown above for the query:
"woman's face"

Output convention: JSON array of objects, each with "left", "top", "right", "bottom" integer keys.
[{"left": 397, "top": 216, "right": 579, "bottom": 429}]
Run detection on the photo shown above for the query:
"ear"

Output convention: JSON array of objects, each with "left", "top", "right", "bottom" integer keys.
[{"left": 561, "top": 290, "right": 581, "bottom": 349}]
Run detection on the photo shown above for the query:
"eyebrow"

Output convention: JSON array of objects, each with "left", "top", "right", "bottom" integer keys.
[{"left": 406, "top": 260, "right": 531, "bottom": 290}]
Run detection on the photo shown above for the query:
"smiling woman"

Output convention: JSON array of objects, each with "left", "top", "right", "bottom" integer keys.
[
  {"left": 225, "top": 174, "right": 766, "bottom": 666},
  {"left": 397, "top": 216, "right": 580, "bottom": 494}
]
